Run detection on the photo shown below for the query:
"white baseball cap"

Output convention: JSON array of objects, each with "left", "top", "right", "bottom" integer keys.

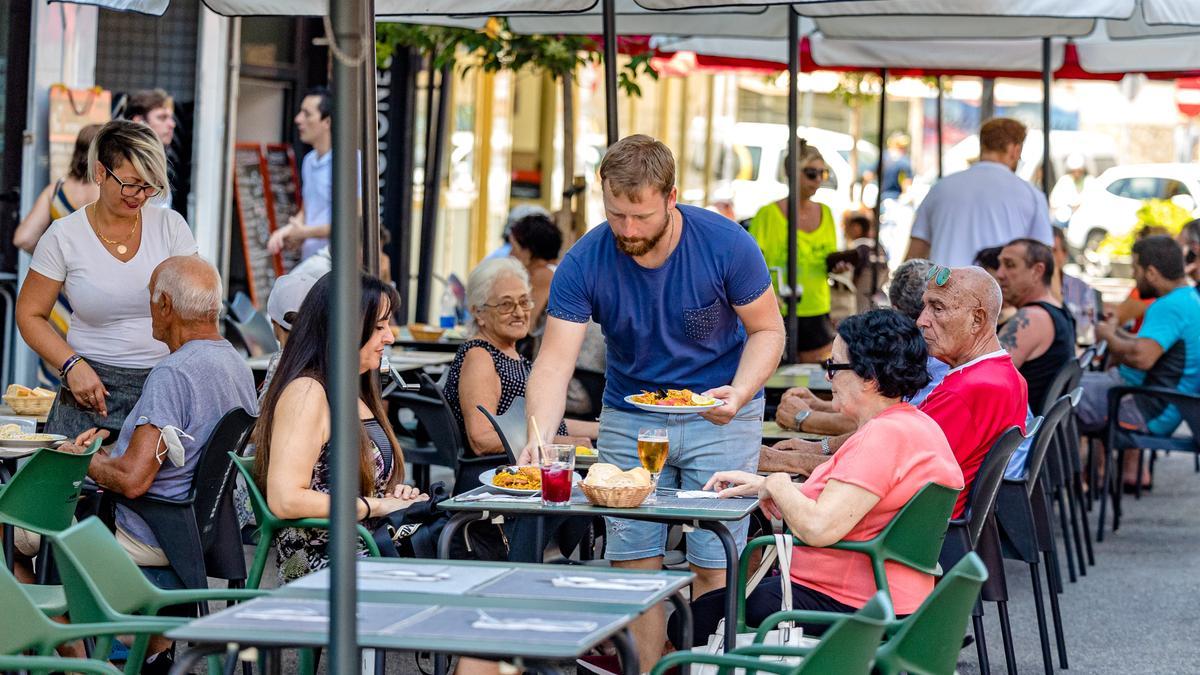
[{"left": 267, "top": 273, "right": 319, "bottom": 331}]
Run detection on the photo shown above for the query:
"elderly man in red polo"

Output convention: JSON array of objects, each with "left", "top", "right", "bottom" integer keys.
[{"left": 763, "top": 265, "right": 1027, "bottom": 516}]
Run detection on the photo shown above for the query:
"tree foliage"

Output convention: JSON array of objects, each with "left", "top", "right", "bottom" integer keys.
[{"left": 376, "top": 20, "right": 656, "bottom": 97}]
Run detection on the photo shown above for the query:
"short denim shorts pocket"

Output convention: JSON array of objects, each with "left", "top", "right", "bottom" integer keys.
[{"left": 683, "top": 299, "right": 721, "bottom": 341}]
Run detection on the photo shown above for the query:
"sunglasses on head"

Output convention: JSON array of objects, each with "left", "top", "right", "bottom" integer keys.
[
  {"left": 925, "top": 264, "right": 951, "bottom": 286},
  {"left": 801, "top": 167, "right": 830, "bottom": 181}
]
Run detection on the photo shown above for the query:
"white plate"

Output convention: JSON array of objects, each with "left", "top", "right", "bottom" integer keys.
[
  {"left": 623, "top": 395, "right": 725, "bottom": 414},
  {"left": 0, "top": 435, "right": 66, "bottom": 449},
  {"left": 479, "top": 467, "right": 582, "bottom": 495}
]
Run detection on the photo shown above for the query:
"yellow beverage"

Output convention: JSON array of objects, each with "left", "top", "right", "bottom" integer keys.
[{"left": 637, "top": 438, "right": 669, "bottom": 473}]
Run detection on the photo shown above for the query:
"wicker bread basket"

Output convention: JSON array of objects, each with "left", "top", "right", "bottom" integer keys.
[
  {"left": 4, "top": 393, "right": 55, "bottom": 417},
  {"left": 407, "top": 323, "right": 446, "bottom": 342},
  {"left": 579, "top": 482, "right": 654, "bottom": 508}
]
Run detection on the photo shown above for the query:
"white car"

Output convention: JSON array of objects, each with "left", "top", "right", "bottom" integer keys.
[
  {"left": 1065, "top": 163, "right": 1200, "bottom": 254},
  {"left": 716, "top": 122, "right": 879, "bottom": 226}
]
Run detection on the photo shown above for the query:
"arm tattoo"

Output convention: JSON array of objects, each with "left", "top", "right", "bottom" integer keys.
[{"left": 998, "top": 309, "right": 1029, "bottom": 352}]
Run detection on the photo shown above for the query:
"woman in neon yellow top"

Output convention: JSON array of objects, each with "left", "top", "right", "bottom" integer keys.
[{"left": 748, "top": 145, "right": 838, "bottom": 361}]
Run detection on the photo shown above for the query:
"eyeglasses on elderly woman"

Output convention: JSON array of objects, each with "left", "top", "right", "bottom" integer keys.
[
  {"left": 823, "top": 358, "right": 854, "bottom": 380},
  {"left": 480, "top": 296, "right": 534, "bottom": 315}
]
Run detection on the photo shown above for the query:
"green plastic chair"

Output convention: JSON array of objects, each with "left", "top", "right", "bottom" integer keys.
[
  {"left": 871, "top": 553, "right": 989, "bottom": 675},
  {"left": 0, "top": 439, "right": 102, "bottom": 613},
  {"left": 51, "top": 517, "right": 266, "bottom": 672},
  {"left": 231, "top": 453, "right": 381, "bottom": 588},
  {"left": 735, "top": 482, "right": 960, "bottom": 633},
  {"left": 0, "top": 655, "right": 122, "bottom": 674},
  {"left": 0, "top": 550, "right": 178, "bottom": 675},
  {"left": 745, "top": 554, "right": 988, "bottom": 675},
  {"left": 650, "top": 592, "right": 892, "bottom": 675}
]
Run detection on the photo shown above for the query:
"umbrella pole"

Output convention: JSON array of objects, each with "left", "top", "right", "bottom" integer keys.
[
  {"left": 936, "top": 76, "right": 944, "bottom": 179},
  {"left": 1042, "top": 37, "right": 1052, "bottom": 197},
  {"left": 329, "top": 0, "right": 369, "bottom": 673},
  {"left": 871, "top": 69, "right": 887, "bottom": 300},
  {"left": 602, "top": 0, "right": 618, "bottom": 145},
  {"left": 785, "top": 10, "right": 799, "bottom": 364},
  {"left": 363, "top": 16, "right": 380, "bottom": 275}
]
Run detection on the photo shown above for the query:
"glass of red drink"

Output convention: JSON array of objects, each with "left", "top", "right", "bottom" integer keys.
[{"left": 539, "top": 444, "right": 576, "bottom": 506}]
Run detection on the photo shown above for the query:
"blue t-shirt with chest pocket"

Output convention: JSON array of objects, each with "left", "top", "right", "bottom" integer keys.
[{"left": 548, "top": 204, "right": 773, "bottom": 411}]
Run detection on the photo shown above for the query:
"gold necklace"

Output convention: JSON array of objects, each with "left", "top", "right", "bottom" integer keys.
[{"left": 91, "top": 207, "right": 139, "bottom": 255}]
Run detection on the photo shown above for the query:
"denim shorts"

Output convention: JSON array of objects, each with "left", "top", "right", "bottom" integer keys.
[{"left": 598, "top": 397, "right": 764, "bottom": 568}]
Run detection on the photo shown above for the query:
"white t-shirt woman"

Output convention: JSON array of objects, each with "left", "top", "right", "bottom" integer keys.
[{"left": 31, "top": 205, "right": 198, "bottom": 368}]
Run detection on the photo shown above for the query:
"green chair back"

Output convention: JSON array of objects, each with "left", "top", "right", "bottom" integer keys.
[
  {"left": 0, "top": 553, "right": 68, "bottom": 655},
  {"left": 0, "top": 440, "right": 100, "bottom": 533},
  {"left": 789, "top": 591, "right": 891, "bottom": 674},
  {"left": 51, "top": 517, "right": 165, "bottom": 624},
  {"left": 738, "top": 482, "right": 959, "bottom": 630},
  {"left": 231, "top": 453, "right": 381, "bottom": 588},
  {"left": 873, "top": 553, "right": 989, "bottom": 675},
  {"left": 864, "top": 482, "right": 961, "bottom": 588}
]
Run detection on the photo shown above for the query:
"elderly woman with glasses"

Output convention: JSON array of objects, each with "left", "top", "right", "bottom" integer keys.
[
  {"left": 685, "top": 309, "right": 964, "bottom": 642},
  {"left": 748, "top": 145, "right": 843, "bottom": 362},
  {"left": 17, "top": 120, "right": 197, "bottom": 439},
  {"left": 444, "top": 258, "right": 595, "bottom": 491}
]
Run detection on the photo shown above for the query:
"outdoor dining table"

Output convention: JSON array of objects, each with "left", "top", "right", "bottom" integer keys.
[
  {"left": 393, "top": 327, "right": 467, "bottom": 353},
  {"left": 166, "top": 557, "right": 693, "bottom": 675},
  {"left": 761, "top": 421, "right": 830, "bottom": 444},
  {"left": 765, "top": 363, "right": 831, "bottom": 395},
  {"left": 245, "top": 348, "right": 455, "bottom": 372},
  {"left": 437, "top": 485, "right": 760, "bottom": 653}
]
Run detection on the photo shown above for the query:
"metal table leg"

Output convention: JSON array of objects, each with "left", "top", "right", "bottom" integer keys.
[
  {"left": 667, "top": 591, "right": 692, "bottom": 675},
  {"left": 610, "top": 628, "right": 640, "bottom": 675},
  {"left": 437, "top": 511, "right": 486, "bottom": 559},
  {"left": 697, "top": 520, "right": 738, "bottom": 652},
  {"left": 169, "top": 645, "right": 226, "bottom": 674}
]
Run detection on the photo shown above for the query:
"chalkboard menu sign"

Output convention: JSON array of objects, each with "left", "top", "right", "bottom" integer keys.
[
  {"left": 264, "top": 144, "right": 302, "bottom": 274},
  {"left": 232, "top": 144, "right": 282, "bottom": 306}
]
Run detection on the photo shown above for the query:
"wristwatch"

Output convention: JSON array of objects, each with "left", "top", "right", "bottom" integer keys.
[{"left": 792, "top": 408, "right": 812, "bottom": 431}]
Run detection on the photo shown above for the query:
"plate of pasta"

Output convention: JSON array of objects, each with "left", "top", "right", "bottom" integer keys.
[
  {"left": 624, "top": 388, "right": 724, "bottom": 414},
  {"left": 0, "top": 423, "right": 65, "bottom": 449}
]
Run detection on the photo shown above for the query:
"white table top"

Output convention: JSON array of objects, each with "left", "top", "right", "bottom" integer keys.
[{"left": 246, "top": 348, "right": 456, "bottom": 371}]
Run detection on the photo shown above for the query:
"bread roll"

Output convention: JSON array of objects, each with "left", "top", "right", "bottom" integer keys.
[
  {"left": 627, "top": 467, "right": 653, "bottom": 487},
  {"left": 584, "top": 463, "right": 622, "bottom": 486}
]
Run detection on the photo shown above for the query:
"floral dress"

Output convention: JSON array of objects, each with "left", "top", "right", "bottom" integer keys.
[{"left": 274, "top": 433, "right": 388, "bottom": 583}]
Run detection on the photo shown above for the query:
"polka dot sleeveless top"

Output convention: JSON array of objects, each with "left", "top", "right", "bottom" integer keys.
[{"left": 444, "top": 339, "right": 566, "bottom": 449}]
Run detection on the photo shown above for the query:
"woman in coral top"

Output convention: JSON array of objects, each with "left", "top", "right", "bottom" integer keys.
[{"left": 693, "top": 309, "right": 964, "bottom": 641}]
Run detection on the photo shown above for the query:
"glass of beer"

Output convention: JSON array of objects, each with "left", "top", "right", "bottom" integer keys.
[{"left": 637, "top": 428, "right": 669, "bottom": 504}]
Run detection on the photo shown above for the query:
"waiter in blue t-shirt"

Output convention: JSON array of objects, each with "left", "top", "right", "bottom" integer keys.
[{"left": 520, "top": 134, "right": 785, "bottom": 669}]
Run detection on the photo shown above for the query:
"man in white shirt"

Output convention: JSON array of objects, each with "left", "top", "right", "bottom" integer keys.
[
  {"left": 268, "top": 87, "right": 333, "bottom": 261},
  {"left": 905, "top": 118, "right": 1052, "bottom": 267}
]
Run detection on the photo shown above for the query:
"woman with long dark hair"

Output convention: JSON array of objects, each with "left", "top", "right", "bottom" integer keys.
[{"left": 252, "top": 272, "right": 427, "bottom": 582}]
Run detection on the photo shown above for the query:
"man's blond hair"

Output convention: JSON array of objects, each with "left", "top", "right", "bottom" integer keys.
[
  {"left": 598, "top": 134, "right": 676, "bottom": 201},
  {"left": 980, "top": 118, "right": 1026, "bottom": 154}
]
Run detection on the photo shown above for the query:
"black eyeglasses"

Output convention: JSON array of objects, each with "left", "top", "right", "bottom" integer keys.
[
  {"left": 801, "top": 167, "right": 830, "bottom": 181},
  {"left": 103, "top": 165, "right": 161, "bottom": 199},
  {"left": 822, "top": 358, "right": 854, "bottom": 380},
  {"left": 925, "top": 264, "right": 951, "bottom": 286}
]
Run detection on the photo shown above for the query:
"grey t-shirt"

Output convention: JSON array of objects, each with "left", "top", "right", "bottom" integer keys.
[{"left": 113, "top": 339, "right": 259, "bottom": 549}]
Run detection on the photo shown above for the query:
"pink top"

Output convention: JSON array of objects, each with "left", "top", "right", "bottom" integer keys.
[{"left": 790, "top": 403, "right": 963, "bottom": 615}]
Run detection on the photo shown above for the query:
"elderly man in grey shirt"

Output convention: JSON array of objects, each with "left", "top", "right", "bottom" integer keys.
[
  {"left": 66, "top": 255, "right": 258, "bottom": 562},
  {"left": 63, "top": 255, "right": 258, "bottom": 668}
]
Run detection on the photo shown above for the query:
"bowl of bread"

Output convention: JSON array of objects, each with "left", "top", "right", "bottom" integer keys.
[
  {"left": 3, "top": 384, "right": 56, "bottom": 417},
  {"left": 580, "top": 462, "right": 655, "bottom": 508}
]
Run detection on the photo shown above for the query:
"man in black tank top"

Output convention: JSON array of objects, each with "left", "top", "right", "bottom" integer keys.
[{"left": 995, "top": 239, "right": 1077, "bottom": 413}]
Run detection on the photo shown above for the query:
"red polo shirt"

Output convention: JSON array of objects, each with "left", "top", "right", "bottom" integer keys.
[{"left": 919, "top": 350, "right": 1028, "bottom": 517}]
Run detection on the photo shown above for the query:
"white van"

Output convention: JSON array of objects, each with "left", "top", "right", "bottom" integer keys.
[{"left": 716, "top": 122, "right": 880, "bottom": 225}]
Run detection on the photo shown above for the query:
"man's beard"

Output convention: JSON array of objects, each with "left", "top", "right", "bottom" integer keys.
[{"left": 615, "top": 209, "right": 672, "bottom": 257}]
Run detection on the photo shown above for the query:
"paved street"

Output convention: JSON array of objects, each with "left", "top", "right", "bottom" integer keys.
[{"left": 958, "top": 453, "right": 1200, "bottom": 674}]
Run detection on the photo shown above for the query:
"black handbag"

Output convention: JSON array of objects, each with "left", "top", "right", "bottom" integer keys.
[{"left": 371, "top": 481, "right": 451, "bottom": 558}]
